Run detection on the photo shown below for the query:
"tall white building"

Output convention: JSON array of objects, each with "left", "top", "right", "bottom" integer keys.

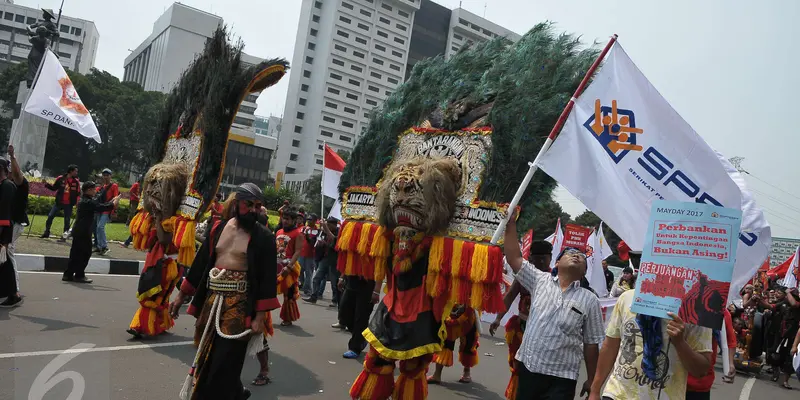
[
  {"left": 275, "top": 0, "right": 519, "bottom": 187},
  {"left": 0, "top": 2, "right": 99, "bottom": 73},
  {"left": 770, "top": 236, "right": 800, "bottom": 267},
  {"left": 123, "top": 2, "right": 276, "bottom": 190}
]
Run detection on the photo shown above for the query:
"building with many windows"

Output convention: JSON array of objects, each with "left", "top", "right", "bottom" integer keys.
[
  {"left": 0, "top": 1, "right": 99, "bottom": 73},
  {"left": 275, "top": 0, "right": 519, "bottom": 189},
  {"left": 770, "top": 236, "right": 800, "bottom": 267},
  {"left": 123, "top": 2, "right": 275, "bottom": 189}
]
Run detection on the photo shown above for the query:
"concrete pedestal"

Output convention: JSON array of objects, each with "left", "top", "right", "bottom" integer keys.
[{"left": 9, "top": 81, "right": 48, "bottom": 172}]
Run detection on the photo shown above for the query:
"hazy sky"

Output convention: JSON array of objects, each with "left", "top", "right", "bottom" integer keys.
[{"left": 24, "top": 0, "right": 800, "bottom": 238}]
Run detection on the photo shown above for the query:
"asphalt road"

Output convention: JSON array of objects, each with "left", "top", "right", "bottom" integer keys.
[{"left": 1, "top": 272, "right": 796, "bottom": 400}]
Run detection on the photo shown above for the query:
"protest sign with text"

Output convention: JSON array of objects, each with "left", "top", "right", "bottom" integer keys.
[
  {"left": 631, "top": 200, "right": 742, "bottom": 329},
  {"left": 562, "top": 224, "right": 591, "bottom": 253}
]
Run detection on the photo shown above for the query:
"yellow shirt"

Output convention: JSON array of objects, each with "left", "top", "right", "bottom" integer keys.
[{"left": 602, "top": 290, "right": 712, "bottom": 400}]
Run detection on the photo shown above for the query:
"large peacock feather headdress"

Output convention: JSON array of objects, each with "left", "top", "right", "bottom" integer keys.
[{"left": 130, "top": 26, "right": 288, "bottom": 266}]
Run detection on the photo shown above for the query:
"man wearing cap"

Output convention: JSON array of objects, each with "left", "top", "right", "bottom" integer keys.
[
  {"left": 503, "top": 211, "right": 604, "bottom": 399},
  {"left": 170, "top": 183, "right": 280, "bottom": 399},
  {"left": 41, "top": 164, "right": 80, "bottom": 239},
  {"left": 94, "top": 168, "right": 119, "bottom": 255},
  {"left": 303, "top": 216, "right": 340, "bottom": 305},
  {"left": 0, "top": 156, "right": 19, "bottom": 307}
]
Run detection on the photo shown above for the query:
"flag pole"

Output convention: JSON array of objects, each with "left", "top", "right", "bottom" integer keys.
[
  {"left": 490, "top": 34, "right": 619, "bottom": 244},
  {"left": 321, "top": 142, "right": 326, "bottom": 218}
]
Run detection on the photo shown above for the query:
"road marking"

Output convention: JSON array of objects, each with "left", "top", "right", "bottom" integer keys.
[
  {"left": 18, "top": 271, "right": 138, "bottom": 277},
  {"left": 0, "top": 341, "right": 193, "bottom": 359},
  {"left": 739, "top": 376, "right": 755, "bottom": 400}
]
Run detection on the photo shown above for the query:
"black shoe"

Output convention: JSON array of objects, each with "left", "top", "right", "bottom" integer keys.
[
  {"left": 329, "top": 302, "right": 338, "bottom": 308},
  {"left": 62, "top": 274, "right": 74, "bottom": 282},
  {"left": 126, "top": 328, "right": 143, "bottom": 339},
  {"left": 0, "top": 295, "right": 23, "bottom": 308},
  {"left": 241, "top": 387, "right": 251, "bottom": 400},
  {"left": 73, "top": 276, "right": 93, "bottom": 284},
  {"left": 100, "top": 248, "right": 110, "bottom": 256},
  {"left": 40, "top": 231, "right": 50, "bottom": 239},
  {"left": 302, "top": 296, "right": 317, "bottom": 304}
]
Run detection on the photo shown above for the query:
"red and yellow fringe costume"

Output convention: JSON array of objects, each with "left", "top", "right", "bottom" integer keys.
[
  {"left": 503, "top": 293, "right": 530, "bottom": 400},
  {"left": 277, "top": 261, "right": 301, "bottom": 323},
  {"left": 128, "top": 216, "right": 191, "bottom": 336},
  {"left": 431, "top": 307, "right": 479, "bottom": 369},
  {"left": 337, "top": 220, "right": 505, "bottom": 400}
]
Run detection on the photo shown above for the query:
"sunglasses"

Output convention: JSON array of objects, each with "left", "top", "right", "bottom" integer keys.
[{"left": 562, "top": 248, "right": 587, "bottom": 259}]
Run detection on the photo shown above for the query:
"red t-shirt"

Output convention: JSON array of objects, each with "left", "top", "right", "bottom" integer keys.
[
  {"left": 301, "top": 225, "right": 319, "bottom": 258},
  {"left": 62, "top": 177, "right": 78, "bottom": 205},
  {"left": 129, "top": 182, "right": 140, "bottom": 202},
  {"left": 276, "top": 228, "right": 301, "bottom": 261},
  {"left": 686, "top": 309, "right": 736, "bottom": 392},
  {"left": 99, "top": 183, "right": 119, "bottom": 215}
]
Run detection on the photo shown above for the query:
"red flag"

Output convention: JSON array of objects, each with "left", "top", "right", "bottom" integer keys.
[
  {"left": 767, "top": 253, "right": 794, "bottom": 279},
  {"left": 521, "top": 229, "right": 533, "bottom": 260},
  {"left": 562, "top": 224, "right": 592, "bottom": 253},
  {"left": 618, "top": 240, "right": 631, "bottom": 261},
  {"left": 322, "top": 144, "right": 346, "bottom": 198}
]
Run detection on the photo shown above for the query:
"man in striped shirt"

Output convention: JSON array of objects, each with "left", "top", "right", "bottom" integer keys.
[{"left": 504, "top": 212, "right": 604, "bottom": 399}]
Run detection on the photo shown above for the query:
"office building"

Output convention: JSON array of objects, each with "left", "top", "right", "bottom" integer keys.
[
  {"left": 0, "top": 1, "right": 99, "bottom": 73},
  {"left": 275, "top": 0, "right": 519, "bottom": 189},
  {"left": 254, "top": 115, "right": 282, "bottom": 138},
  {"left": 770, "top": 236, "right": 800, "bottom": 267},
  {"left": 123, "top": 2, "right": 275, "bottom": 189}
]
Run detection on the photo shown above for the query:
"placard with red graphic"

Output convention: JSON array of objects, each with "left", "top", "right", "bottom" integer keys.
[{"left": 562, "top": 224, "right": 592, "bottom": 253}]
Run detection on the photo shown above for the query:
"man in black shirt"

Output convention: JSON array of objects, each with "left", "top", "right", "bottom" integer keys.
[
  {"left": 602, "top": 260, "right": 615, "bottom": 293},
  {"left": 0, "top": 156, "right": 19, "bottom": 307},
  {"left": 0, "top": 146, "right": 28, "bottom": 307},
  {"left": 63, "top": 182, "right": 119, "bottom": 283}
]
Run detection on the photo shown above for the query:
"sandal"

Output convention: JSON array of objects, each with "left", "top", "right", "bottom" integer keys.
[
  {"left": 782, "top": 382, "right": 792, "bottom": 390},
  {"left": 426, "top": 376, "right": 441, "bottom": 385},
  {"left": 252, "top": 374, "right": 271, "bottom": 386},
  {"left": 722, "top": 374, "right": 735, "bottom": 383},
  {"left": 458, "top": 376, "right": 472, "bottom": 383}
]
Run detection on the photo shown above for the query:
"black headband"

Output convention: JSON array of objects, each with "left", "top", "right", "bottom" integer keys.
[{"left": 235, "top": 182, "right": 263, "bottom": 202}]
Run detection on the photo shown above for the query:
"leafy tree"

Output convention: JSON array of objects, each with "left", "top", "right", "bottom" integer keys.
[
  {"left": 43, "top": 69, "right": 166, "bottom": 180},
  {"left": 263, "top": 186, "right": 302, "bottom": 211},
  {"left": 300, "top": 172, "right": 335, "bottom": 216},
  {"left": 336, "top": 149, "right": 351, "bottom": 163},
  {"left": 575, "top": 210, "right": 601, "bottom": 229},
  {"left": 516, "top": 195, "right": 572, "bottom": 241}
]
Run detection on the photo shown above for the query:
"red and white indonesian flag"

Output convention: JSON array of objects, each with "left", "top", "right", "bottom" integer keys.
[
  {"left": 24, "top": 49, "right": 101, "bottom": 143},
  {"left": 536, "top": 41, "right": 771, "bottom": 301},
  {"left": 322, "top": 144, "right": 346, "bottom": 199}
]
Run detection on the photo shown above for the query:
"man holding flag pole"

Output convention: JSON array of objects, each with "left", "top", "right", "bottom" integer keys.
[{"left": 487, "top": 29, "right": 776, "bottom": 398}]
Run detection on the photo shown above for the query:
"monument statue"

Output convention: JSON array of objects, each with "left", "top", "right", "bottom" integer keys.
[{"left": 25, "top": 8, "right": 59, "bottom": 87}]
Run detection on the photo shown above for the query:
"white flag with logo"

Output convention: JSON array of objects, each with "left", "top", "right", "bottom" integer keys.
[
  {"left": 24, "top": 49, "right": 101, "bottom": 143},
  {"left": 586, "top": 229, "right": 610, "bottom": 297},
  {"left": 538, "top": 42, "right": 743, "bottom": 253},
  {"left": 716, "top": 152, "right": 772, "bottom": 300}
]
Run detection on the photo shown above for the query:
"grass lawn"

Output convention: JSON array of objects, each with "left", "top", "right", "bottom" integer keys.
[
  {"left": 23, "top": 214, "right": 282, "bottom": 242},
  {"left": 24, "top": 215, "right": 131, "bottom": 242}
]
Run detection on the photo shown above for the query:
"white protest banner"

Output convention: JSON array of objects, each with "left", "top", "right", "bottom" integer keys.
[{"left": 24, "top": 49, "right": 101, "bottom": 143}]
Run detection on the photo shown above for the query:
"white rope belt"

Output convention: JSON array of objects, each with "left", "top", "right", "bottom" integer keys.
[{"left": 179, "top": 268, "right": 263, "bottom": 400}]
